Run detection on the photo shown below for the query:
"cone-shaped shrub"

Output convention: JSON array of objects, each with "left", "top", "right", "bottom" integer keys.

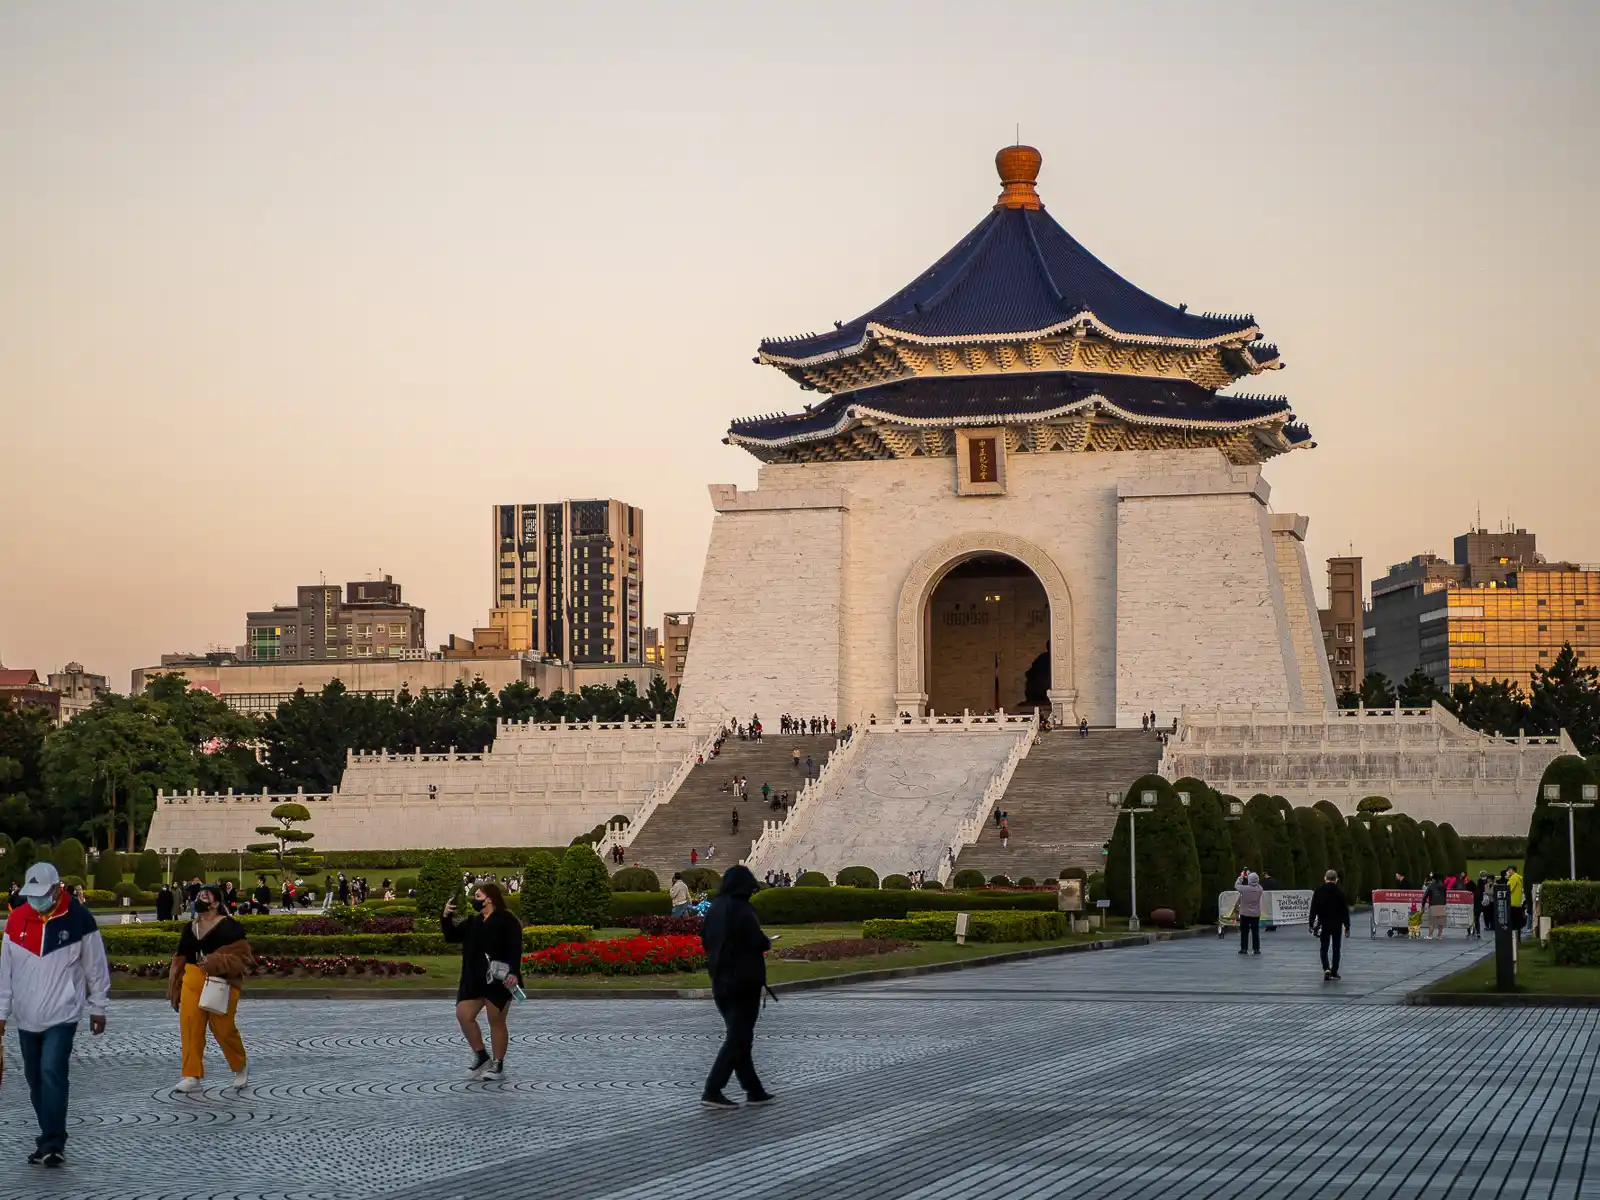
[
  {"left": 416, "top": 848, "right": 463, "bottom": 921},
  {"left": 1106, "top": 774, "right": 1201, "bottom": 923},
  {"left": 1525, "top": 755, "right": 1600, "bottom": 884},
  {"left": 1244, "top": 795, "right": 1295, "bottom": 884},
  {"left": 1312, "top": 801, "right": 1352, "bottom": 888},
  {"left": 53, "top": 838, "right": 86, "bottom": 881},
  {"left": 1419, "top": 821, "right": 1450, "bottom": 878},
  {"left": 92, "top": 849, "right": 122, "bottom": 892},
  {"left": 556, "top": 845, "right": 613, "bottom": 927},
  {"left": 1437, "top": 823, "right": 1468, "bottom": 879},
  {"left": 1290, "top": 808, "right": 1330, "bottom": 887},
  {"left": 134, "top": 849, "right": 164, "bottom": 890},
  {"left": 1183, "top": 784, "right": 1234, "bottom": 922},
  {"left": 1346, "top": 817, "right": 1379, "bottom": 902}
]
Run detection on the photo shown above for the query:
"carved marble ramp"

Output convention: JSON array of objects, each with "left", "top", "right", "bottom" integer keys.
[
  {"left": 620, "top": 734, "right": 838, "bottom": 880},
  {"left": 760, "top": 730, "right": 1020, "bottom": 880},
  {"left": 956, "top": 728, "right": 1162, "bottom": 880}
]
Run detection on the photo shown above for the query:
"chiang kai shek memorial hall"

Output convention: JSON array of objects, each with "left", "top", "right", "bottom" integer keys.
[{"left": 148, "top": 147, "right": 1571, "bottom": 880}]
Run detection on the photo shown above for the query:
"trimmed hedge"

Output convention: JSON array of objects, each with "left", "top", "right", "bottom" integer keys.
[
  {"left": 610, "top": 867, "right": 662, "bottom": 893},
  {"left": 1550, "top": 923, "right": 1600, "bottom": 967},
  {"left": 186, "top": 847, "right": 568, "bottom": 872},
  {"left": 795, "top": 871, "right": 830, "bottom": 888},
  {"left": 1459, "top": 835, "right": 1527, "bottom": 859},
  {"left": 99, "top": 923, "right": 589, "bottom": 958},
  {"left": 608, "top": 891, "right": 670, "bottom": 919},
  {"left": 952, "top": 869, "right": 986, "bottom": 889},
  {"left": 882, "top": 874, "right": 913, "bottom": 891},
  {"left": 919, "top": 879, "right": 944, "bottom": 890},
  {"left": 679, "top": 867, "right": 723, "bottom": 893},
  {"left": 836, "top": 866, "right": 879, "bottom": 889},
  {"left": 863, "top": 910, "right": 1069, "bottom": 943},
  {"left": 1540, "top": 880, "right": 1600, "bottom": 926},
  {"left": 751, "top": 886, "right": 1054, "bottom": 925}
]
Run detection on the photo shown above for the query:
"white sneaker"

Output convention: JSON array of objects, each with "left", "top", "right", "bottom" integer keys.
[
  {"left": 173, "top": 1076, "right": 202, "bottom": 1093},
  {"left": 230, "top": 1069, "right": 249, "bottom": 1090}
]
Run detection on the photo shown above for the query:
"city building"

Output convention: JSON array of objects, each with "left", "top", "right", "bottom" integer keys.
[
  {"left": 0, "top": 668, "right": 61, "bottom": 722},
  {"left": 491, "top": 500, "right": 644, "bottom": 664},
  {"left": 1317, "top": 558, "right": 1364, "bottom": 697},
  {"left": 643, "top": 626, "right": 663, "bottom": 670},
  {"left": 662, "top": 612, "right": 694, "bottom": 694},
  {"left": 1366, "top": 527, "right": 1597, "bottom": 690},
  {"left": 132, "top": 653, "right": 655, "bottom": 716},
  {"left": 47, "top": 662, "right": 110, "bottom": 720},
  {"left": 244, "top": 576, "right": 425, "bottom": 663}
]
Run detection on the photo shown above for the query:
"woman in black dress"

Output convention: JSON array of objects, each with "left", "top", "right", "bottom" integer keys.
[{"left": 441, "top": 880, "right": 522, "bottom": 1080}]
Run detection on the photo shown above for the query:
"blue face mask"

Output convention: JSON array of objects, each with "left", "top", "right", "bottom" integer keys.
[{"left": 27, "top": 891, "right": 57, "bottom": 913}]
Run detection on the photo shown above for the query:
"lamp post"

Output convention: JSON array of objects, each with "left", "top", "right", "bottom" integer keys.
[
  {"left": 1544, "top": 783, "right": 1598, "bottom": 880},
  {"left": 234, "top": 847, "right": 244, "bottom": 891},
  {"left": 1109, "top": 788, "right": 1159, "bottom": 931}
]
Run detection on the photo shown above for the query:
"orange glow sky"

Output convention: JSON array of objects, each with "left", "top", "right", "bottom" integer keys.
[{"left": 3, "top": 2, "right": 1597, "bottom": 692}]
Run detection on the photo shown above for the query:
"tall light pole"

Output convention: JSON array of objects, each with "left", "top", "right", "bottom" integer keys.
[
  {"left": 1109, "top": 788, "right": 1159, "bottom": 931},
  {"left": 1544, "top": 783, "right": 1598, "bottom": 880}
]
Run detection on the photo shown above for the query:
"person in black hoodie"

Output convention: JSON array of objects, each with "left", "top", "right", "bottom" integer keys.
[
  {"left": 441, "top": 881, "right": 522, "bottom": 1081},
  {"left": 1309, "top": 869, "right": 1351, "bottom": 981},
  {"left": 700, "top": 864, "right": 775, "bottom": 1110}
]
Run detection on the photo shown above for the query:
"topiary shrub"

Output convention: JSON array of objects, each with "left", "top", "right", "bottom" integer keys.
[
  {"left": 609, "top": 891, "right": 670, "bottom": 919},
  {"left": 1313, "top": 800, "right": 1353, "bottom": 894},
  {"left": 556, "top": 845, "right": 613, "bottom": 928},
  {"left": 610, "top": 866, "right": 661, "bottom": 893},
  {"left": 1017, "top": 877, "right": 1037, "bottom": 887},
  {"left": 1526, "top": 756, "right": 1600, "bottom": 885},
  {"left": 1059, "top": 866, "right": 1087, "bottom": 881},
  {"left": 1346, "top": 816, "right": 1380, "bottom": 903},
  {"left": 415, "top": 848, "right": 463, "bottom": 922},
  {"left": 796, "top": 871, "right": 830, "bottom": 888},
  {"left": 1106, "top": 774, "right": 1201, "bottom": 923},
  {"left": 753, "top": 887, "right": 1056, "bottom": 925},
  {"left": 989, "top": 874, "right": 1014, "bottom": 886},
  {"left": 520, "top": 850, "right": 561, "bottom": 924},
  {"left": 134, "top": 849, "right": 164, "bottom": 890},
  {"left": 1290, "top": 808, "right": 1330, "bottom": 889},
  {"left": 1242, "top": 795, "right": 1294, "bottom": 884},
  {"left": 952, "top": 869, "right": 986, "bottom": 889},
  {"left": 1086, "top": 871, "right": 1107, "bottom": 903},
  {"left": 882, "top": 874, "right": 912, "bottom": 891},
  {"left": 1437, "top": 822, "right": 1468, "bottom": 879},
  {"left": 174, "top": 848, "right": 204, "bottom": 882},
  {"left": 680, "top": 866, "right": 723, "bottom": 893},
  {"left": 836, "top": 866, "right": 879, "bottom": 889},
  {"left": 1186, "top": 786, "right": 1233, "bottom": 922},
  {"left": 92, "top": 850, "right": 122, "bottom": 892},
  {"left": 1539, "top": 880, "right": 1600, "bottom": 925},
  {"left": 53, "top": 838, "right": 86, "bottom": 881},
  {"left": 1419, "top": 820, "right": 1451, "bottom": 878},
  {"left": 2, "top": 838, "right": 35, "bottom": 888},
  {"left": 919, "top": 879, "right": 944, "bottom": 890},
  {"left": 112, "top": 881, "right": 140, "bottom": 900},
  {"left": 1357, "top": 795, "right": 1393, "bottom": 814}
]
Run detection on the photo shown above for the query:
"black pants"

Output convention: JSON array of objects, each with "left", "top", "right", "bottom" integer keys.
[
  {"left": 1319, "top": 928, "right": 1342, "bottom": 974},
  {"left": 706, "top": 988, "right": 764, "bottom": 1096},
  {"left": 1239, "top": 916, "right": 1260, "bottom": 953}
]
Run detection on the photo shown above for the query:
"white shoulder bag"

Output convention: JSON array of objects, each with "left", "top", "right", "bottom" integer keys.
[{"left": 198, "top": 974, "right": 232, "bottom": 1014}]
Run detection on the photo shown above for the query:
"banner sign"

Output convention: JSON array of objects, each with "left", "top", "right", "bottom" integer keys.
[
  {"left": 1216, "top": 889, "right": 1314, "bottom": 928},
  {"left": 1369, "top": 889, "right": 1475, "bottom": 934}
]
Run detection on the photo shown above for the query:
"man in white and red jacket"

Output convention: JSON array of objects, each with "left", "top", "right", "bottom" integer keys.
[{"left": 0, "top": 862, "right": 111, "bottom": 1169}]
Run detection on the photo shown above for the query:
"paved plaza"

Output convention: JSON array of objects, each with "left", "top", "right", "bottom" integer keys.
[{"left": 3, "top": 932, "right": 1598, "bottom": 1199}]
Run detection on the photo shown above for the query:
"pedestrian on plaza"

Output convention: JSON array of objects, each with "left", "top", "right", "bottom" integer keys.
[
  {"left": 442, "top": 881, "right": 522, "bottom": 1081},
  {"left": 690, "top": 848, "right": 699, "bottom": 867},
  {"left": 168, "top": 884, "right": 252, "bottom": 1094},
  {"left": 280, "top": 878, "right": 294, "bottom": 913},
  {"left": 1506, "top": 864, "right": 1525, "bottom": 934},
  {"left": 670, "top": 872, "right": 692, "bottom": 916},
  {"left": 1236, "top": 871, "right": 1264, "bottom": 955},
  {"left": 220, "top": 879, "right": 239, "bottom": 914},
  {"left": 791, "top": 748, "right": 800, "bottom": 769},
  {"left": 1462, "top": 874, "right": 1480, "bottom": 938},
  {"left": 1422, "top": 874, "right": 1448, "bottom": 940},
  {"left": 731, "top": 808, "right": 740, "bottom": 834},
  {"left": 1309, "top": 869, "right": 1351, "bottom": 981},
  {"left": 337, "top": 874, "right": 351, "bottom": 906},
  {"left": 1260, "top": 869, "right": 1278, "bottom": 892},
  {"left": 251, "top": 875, "right": 272, "bottom": 916},
  {"left": 1000, "top": 821, "right": 1009, "bottom": 851},
  {"left": 700, "top": 865, "right": 775, "bottom": 1111},
  {"left": 0, "top": 863, "right": 110, "bottom": 1168},
  {"left": 1478, "top": 873, "right": 1496, "bottom": 934},
  {"left": 155, "top": 883, "right": 175, "bottom": 923},
  {"left": 707, "top": 844, "right": 716, "bottom": 863},
  {"left": 5, "top": 882, "right": 20, "bottom": 912},
  {"left": 761, "top": 782, "right": 770, "bottom": 804}
]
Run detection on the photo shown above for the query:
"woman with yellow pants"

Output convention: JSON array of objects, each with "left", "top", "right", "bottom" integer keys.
[{"left": 165, "top": 884, "right": 253, "bottom": 1093}]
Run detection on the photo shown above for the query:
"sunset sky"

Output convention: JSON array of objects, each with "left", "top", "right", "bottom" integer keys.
[{"left": 3, "top": 1, "right": 1597, "bottom": 692}]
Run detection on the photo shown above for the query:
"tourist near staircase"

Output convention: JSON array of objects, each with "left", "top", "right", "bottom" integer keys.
[
  {"left": 955, "top": 728, "right": 1163, "bottom": 881},
  {"left": 618, "top": 734, "right": 838, "bottom": 880}
]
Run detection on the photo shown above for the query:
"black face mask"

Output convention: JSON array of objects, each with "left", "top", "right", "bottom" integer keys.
[
  {"left": 470, "top": 897, "right": 485, "bottom": 912},
  {"left": 195, "top": 900, "right": 214, "bottom": 913}
]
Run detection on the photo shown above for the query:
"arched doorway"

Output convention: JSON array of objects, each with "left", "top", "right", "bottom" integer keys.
[{"left": 924, "top": 554, "right": 1050, "bottom": 715}]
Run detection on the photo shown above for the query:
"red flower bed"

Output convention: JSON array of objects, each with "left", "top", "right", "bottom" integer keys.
[
  {"left": 522, "top": 934, "right": 706, "bottom": 976},
  {"left": 291, "top": 917, "right": 347, "bottom": 936}
]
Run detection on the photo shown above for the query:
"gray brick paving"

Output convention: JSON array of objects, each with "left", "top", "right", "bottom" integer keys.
[{"left": 2, "top": 930, "right": 1594, "bottom": 1200}]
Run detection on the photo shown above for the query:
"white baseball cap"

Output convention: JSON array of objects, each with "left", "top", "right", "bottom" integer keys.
[{"left": 19, "top": 862, "right": 62, "bottom": 898}]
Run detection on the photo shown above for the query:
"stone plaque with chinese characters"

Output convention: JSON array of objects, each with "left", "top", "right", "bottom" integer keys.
[{"left": 955, "top": 427, "right": 1006, "bottom": 495}]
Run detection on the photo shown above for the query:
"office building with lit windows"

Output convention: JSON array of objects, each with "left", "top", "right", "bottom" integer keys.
[
  {"left": 1365, "top": 528, "right": 1597, "bottom": 690},
  {"left": 491, "top": 500, "right": 645, "bottom": 664},
  {"left": 243, "top": 576, "right": 426, "bottom": 663}
]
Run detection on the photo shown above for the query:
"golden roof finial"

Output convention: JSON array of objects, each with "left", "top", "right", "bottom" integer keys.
[{"left": 994, "top": 144, "right": 1043, "bottom": 210}]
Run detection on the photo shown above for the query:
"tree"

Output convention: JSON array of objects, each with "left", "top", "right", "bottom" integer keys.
[
  {"left": 1312, "top": 801, "right": 1351, "bottom": 887},
  {"left": 92, "top": 849, "right": 122, "bottom": 891},
  {"left": 1244, "top": 795, "right": 1295, "bottom": 883},
  {"left": 1359, "top": 671, "right": 1397, "bottom": 709},
  {"left": 1225, "top": 798, "right": 1263, "bottom": 879},
  {"left": 1529, "top": 644, "right": 1600, "bottom": 755},
  {"left": 173, "top": 848, "right": 203, "bottom": 882},
  {"left": 1, "top": 836, "right": 35, "bottom": 888},
  {"left": 1418, "top": 820, "right": 1450, "bottom": 877},
  {"left": 1524, "top": 755, "right": 1600, "bottom": 885},
  {"left": 416, "top": 848, "right": 464, "bottom": 920},
  {"left": 1388, "top": 814, "right": 1429, "bottom": 884},
  {"left": 1336, "top": 688, "right": 1363, "bottom": 710},
  {"left": 1356, "top": 795, "right": 1392, "bottom": 815},
  {"left": 520, "top": 850, "right": 562, "bottom": 923},
  {"left": 1290, "top": 808, "right": 1329, "bottom": 887},
  {"left": 0, "top": 700, "right": 53, "bottom": 840},
  {"left": 1397, "top": 665, "right": 1447, "bottom": 709},
  {"left": 53, "top": 836, "right": 86, "bottom": 881},
  {"left": 1346, "top": 817, "right": 1380, "bottom": 902},
  {"left": 1437, "top": 823, "right": 1467, "bottom": 878},
  {"left": 1446, "top": 678, "right": 1532, "bottom": 737},
  {"left": 1106, "top": 775, "right": 1201, "bottom": 923},
  {"left": 555, "top": 845, "right": 613, "bottom": 927},
  {"left": 247, "top": 802, "right": 321, "bottom": 876},
  {"left": 644, "top": 674, "right": 677, "bottom": 720},
  {"left": 134, "top": 849, "right": 164, "bottom": 890},
  {"left": 1179, "top": 781, "right": 1234, "bottom": 922}
]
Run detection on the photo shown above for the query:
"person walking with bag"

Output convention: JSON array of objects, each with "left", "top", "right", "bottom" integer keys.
[
  {"left": 442, "top": 881, "right": 522, "bottom": 1081},
  {"left": 1309, "top": 869, "right": 1351, "bottom": 981},
  {"left": 168, "top": 884, "right": 252, "bottom": 1093},
  {"left": 700, "top": 865, "right": 775, "bottom": 1110},
  {"left": 0, "top": 863, "right": 110, "bottom": 1168}
]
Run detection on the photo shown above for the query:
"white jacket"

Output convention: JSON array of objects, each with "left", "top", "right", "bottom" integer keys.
[{"left": 0, "top": 897, "right": 112, "bottom": 1033}]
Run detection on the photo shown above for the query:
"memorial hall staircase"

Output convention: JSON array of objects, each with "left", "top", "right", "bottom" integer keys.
[
  {"left": 619, "top": 734, "right": 838, "bottom": 880},
  {"left": 954, "top": 728, "right": 1163, "bottom": 881}
]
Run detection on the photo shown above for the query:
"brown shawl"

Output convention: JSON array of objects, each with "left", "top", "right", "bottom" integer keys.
[{"left": 166, "top": 937, "right": 255, "bottom": 1009}]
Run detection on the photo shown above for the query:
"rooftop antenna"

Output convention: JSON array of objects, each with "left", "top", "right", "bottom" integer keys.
[{"left": 1015, "top": 122, "right": 1021, "bottom": 146}]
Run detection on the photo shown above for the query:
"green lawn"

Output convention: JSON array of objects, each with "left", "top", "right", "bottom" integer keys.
[
  {"left": 1466, "top": 859, "right": 1523, "bottom": 881},
  {"left": 1424, "top": 940, "right": 1600, "bottom": 996},
  {"left": 109, "top": 921, "right": 1136, "bottom": 994}
]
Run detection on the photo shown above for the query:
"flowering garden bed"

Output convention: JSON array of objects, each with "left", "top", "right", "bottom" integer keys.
[
  {"left": 770, "top": 938, "right": 912, "bottom": 962},
  {"left": 110, "top": 956, "right": 427, "bottom": 979},
  {"left": 522, "top": 934, "right": 705, "bottom": 976},
  {"left": 614, "top": 914, "right": 705, "bottom": 936}
]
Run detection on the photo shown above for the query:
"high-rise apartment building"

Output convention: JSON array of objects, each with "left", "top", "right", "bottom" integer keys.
[
  {"left": 491, "top": 500, "right": 644, "bottom": 664},
  {"left": 244, "top": 576, "right": 426, "bottom": 663},
  {"left": 1366, "top": 528, "right": 1597, "bottom": 690},
  {"left": 48, "top": 662, "right": 110, "bottom": 720},
  {"left": 1317, "top": 558, "right": 1364, "bottom": 696},
  {"left": 662, "top": 611, "right": 694, "bottom": 693}
]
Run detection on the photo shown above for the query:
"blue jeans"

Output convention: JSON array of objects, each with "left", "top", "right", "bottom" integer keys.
[{"left": 19, "top": 1021, "right": 78, "bottom": 1153}]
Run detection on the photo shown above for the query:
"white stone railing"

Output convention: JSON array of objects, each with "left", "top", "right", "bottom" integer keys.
[
  {"left": 937, "top": 713, "right": 1039, "bottom": 885},
  {"left": 158, "top": 787, "right": 336, "bottom": 806},
  {"left": 594, "top": 724, "right": 725, "bottom": 858},
  {"left": 741, "top": 727, "right": 866, "bottom": 877},
  {"left": 867, "top": 711, "right": 1038, "bottom": 733},
  {"left": 495, "top": 716, "right": 691, "bottom": 734}
]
